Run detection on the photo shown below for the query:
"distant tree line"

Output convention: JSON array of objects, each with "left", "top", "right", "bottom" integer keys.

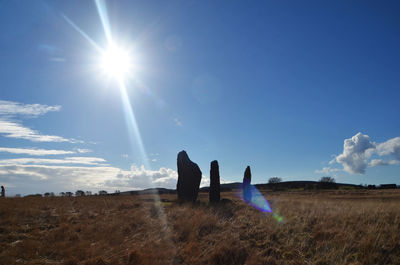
[
  {"left": 16, "top": 179, "right": 400, "bottom": 198},
  {"left": 22, "top": 190, "right": 110, "bottom": 197}
]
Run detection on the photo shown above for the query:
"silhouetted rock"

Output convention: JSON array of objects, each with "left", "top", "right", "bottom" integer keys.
[
  {"left": 177, "top": 150, "right": 202, "bottom": 202},
  {"left": 243, "top": 166, "right": 252, "bottom": 202},
  {"left": 209, "top": 160, "right": 220, "bottom": 203}
]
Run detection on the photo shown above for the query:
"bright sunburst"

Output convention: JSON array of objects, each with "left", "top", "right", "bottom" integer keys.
[
  {"left": 62, "top": 0, "right": 149, "bottom": 168},
  {"left": 100, "top": 43, "right": 131, "bottom": 80}
]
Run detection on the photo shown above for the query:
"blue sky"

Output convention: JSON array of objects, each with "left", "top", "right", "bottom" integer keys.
[{"left": 0, "top": 0, "right": 399, "bottom": 195}]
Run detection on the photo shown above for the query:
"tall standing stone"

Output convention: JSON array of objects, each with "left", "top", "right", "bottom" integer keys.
[
  {"left": 243, "top": 166, "right": 252, "bottom": 202},
  {"left": 209, "top": 160, "right": 220, "bottom": 203},
  {"left": 177, "top": 150, "right": 202, "bottom": 202}
]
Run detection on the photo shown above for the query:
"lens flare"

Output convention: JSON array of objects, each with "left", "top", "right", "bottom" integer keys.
[
  {"left": 240, "top": 184, "right": 272, "bottom": 213},
  {"left": 273, "top": 212, "right": 284, "bottom": 223},
  {"left": 237, "top": 184, "right": 284, "bottom": 223}
]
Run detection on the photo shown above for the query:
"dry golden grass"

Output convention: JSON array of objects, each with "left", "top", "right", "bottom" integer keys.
[{"left": 1, "top": 189, "right": 400, "bottom": 265}]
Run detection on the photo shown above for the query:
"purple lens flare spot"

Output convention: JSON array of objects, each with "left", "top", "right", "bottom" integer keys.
[{"left": 238, "top": 184, "right": 272, "bottom": 213}]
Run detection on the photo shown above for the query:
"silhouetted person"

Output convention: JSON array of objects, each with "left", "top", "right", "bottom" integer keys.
[{"left": 1, "top": 186, "right": 5, "bottom": 197}]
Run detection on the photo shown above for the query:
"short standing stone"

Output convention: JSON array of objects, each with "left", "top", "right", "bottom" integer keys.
[
  {"left": 209, "top": 160, "right": 220, "bottom": 203},
  {"left": 243, "top": 166, "right": 252, "bottom": 202},
  {"left": 177, "top": 150, "right": 202, "bottom": 202}
]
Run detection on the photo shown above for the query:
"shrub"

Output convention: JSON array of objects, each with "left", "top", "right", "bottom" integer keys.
[
  {"left": 268, "top": 177, "right": 282, "bottom": 184},
  {"left": 319, "top": 176, "right": 335, "bottom": 183}
]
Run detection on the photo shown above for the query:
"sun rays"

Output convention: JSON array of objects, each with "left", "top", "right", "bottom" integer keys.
[
  {"left": 62, "top": 2, "right": 174, "bottom": 244},
  {"left": 62, "top": 0, "right": 149, "bottom": 169}
]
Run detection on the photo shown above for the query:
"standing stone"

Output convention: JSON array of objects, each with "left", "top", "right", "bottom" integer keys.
[
  {"left": 243, "top": 166, "right": 252, "bottom": 202},
  {"left": 177, "top": 150, "right": 202, "bottom": 202},
  {"left": 209, "top": 160, "right": 220, "bottom": 203}
]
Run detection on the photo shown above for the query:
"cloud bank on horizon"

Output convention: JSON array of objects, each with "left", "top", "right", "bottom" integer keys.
[
  {"left": 318, "top": 132, "right": 400, "bottom": 175},
  {"left": 0, "top": 163, "right": 208, "bottom": 193},
  {"left": 0, "top": 100, "right": 213, "bottom": 195}
]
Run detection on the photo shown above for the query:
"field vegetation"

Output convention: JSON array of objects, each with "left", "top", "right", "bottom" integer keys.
[{"left": 1, "top": 189, "right": 399, "bottom": 265}]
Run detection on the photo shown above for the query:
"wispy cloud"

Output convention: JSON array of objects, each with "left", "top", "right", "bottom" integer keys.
[
  {"left": 0, "top": 157, "right": 107, "bottom": 166},
  {"left": 37, "top": 44, "right": 65, "bottom": 63},
  {"left": 0, "top": 147, "right": 74, "bottom": 156},
  {"left": 0, "top": 100, "right": 61, "bottom": 117},
  {"left": 0, "top": 100, "right": 78, "bottom": 143},
  {"left": 76, "top": 148, "right": 92, "bottom": 154},
  {"left": 315, "top": 167, "right": 341, "bottom": 175},
  {"left": 37, "top": 44, "right": 62, "bottom": 54},
  {"left": 173, "top": 118, "right": 182, "bottom": 127},
  {"left": 0, "top": 119, "right": 73, "bottom": 142}
]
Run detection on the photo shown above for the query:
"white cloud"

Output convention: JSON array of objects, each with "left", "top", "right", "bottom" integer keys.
[
  {"left": 324, "top": 133, "right": 400, "bottom": 175},
  {"left": 328, "top": 155, "right": 337, "bottom": 165},
  {"left": 368, "top": 159, "right": 386, "bottom": 167},
  {"left": 0, "top": 157, "right": 107, "bottom": 166},
  {"left": 200, "top": 176, "right": 210, "bottom": 187},
  {"left": 368, "top": 159, "right": 400, "bottom": 167},
  {"left": 105, "top": 165, "right": 178, "bottom": 190},
  {"left": 106, "top": 166, "right": 219, "bottom": 190},
  {"left": 336, "top": 132, "right": 376, "bottom": 174},
  {"left": 0, "top": 147, "right": 75, "bottom": 156},
  {"left": 0, "top": 100, "right": 61, "bottom": 117},
  {"left": 376, "top": 137, "right": 400, "bottom": 160}
]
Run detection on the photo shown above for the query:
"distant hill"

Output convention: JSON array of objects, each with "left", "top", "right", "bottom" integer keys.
[
  {"left": 117, "top": 188, "right": 176, "bottom": 196},
  {"left": 112, "top": 181, "right": 373, "bottom": 196},
  {"left": 199, "top": 181, "right": 366, "bottom": 192}
]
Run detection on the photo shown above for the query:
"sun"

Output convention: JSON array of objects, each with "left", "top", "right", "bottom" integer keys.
[{"left": 100, "top": 43, "right": 131, "bottom": 80}]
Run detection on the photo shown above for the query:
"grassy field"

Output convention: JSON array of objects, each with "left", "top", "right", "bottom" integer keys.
[{"left": 1, "top": 189, "right": 399, "bottom": 265}]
